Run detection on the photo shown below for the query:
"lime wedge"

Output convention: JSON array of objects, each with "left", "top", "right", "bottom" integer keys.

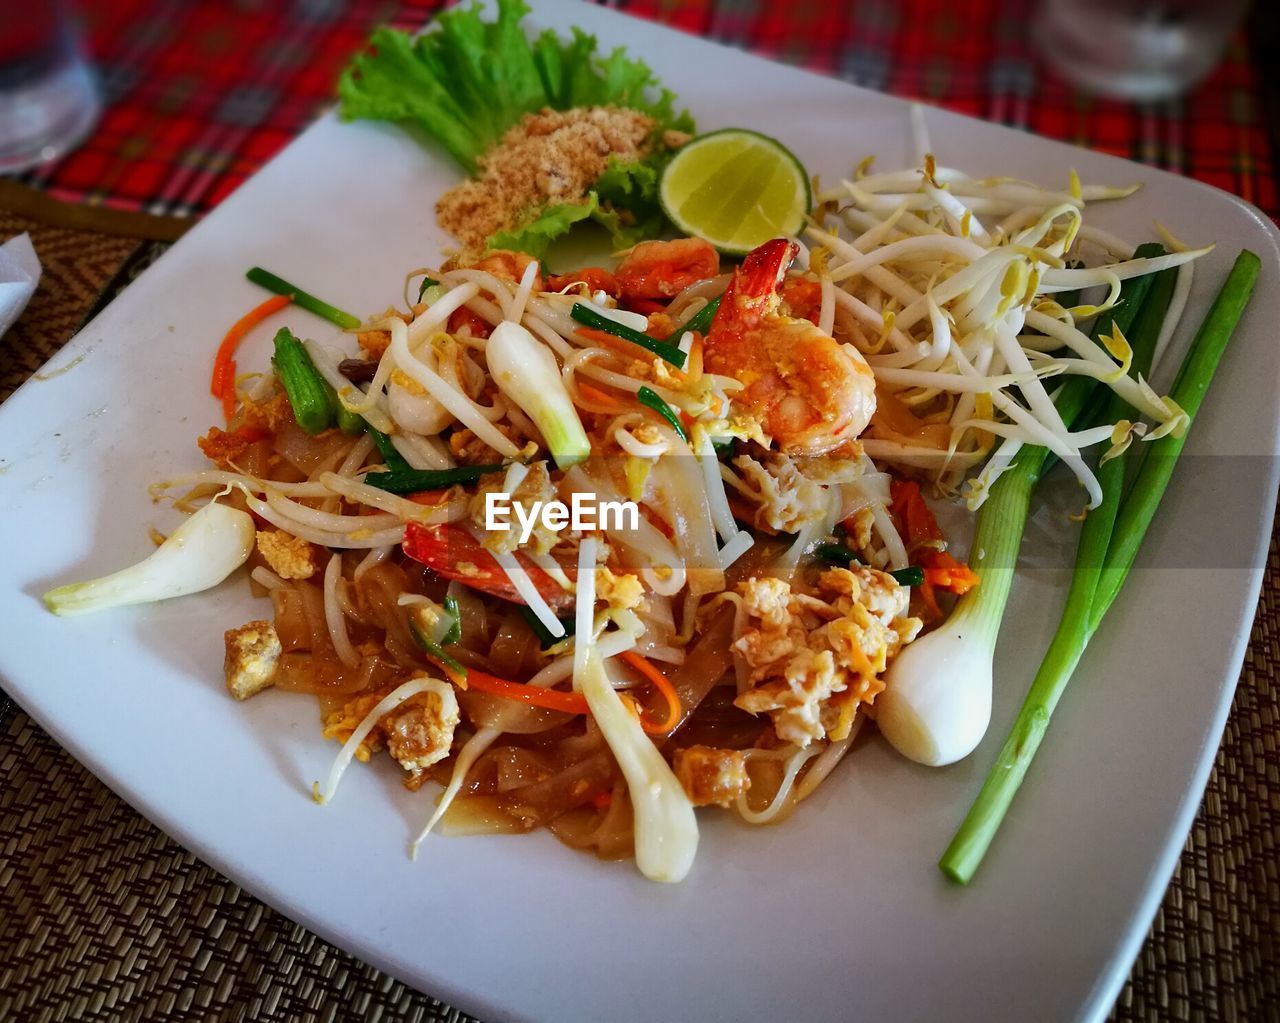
[{"left": 659, "top": 129, "right": 811, "bottom": 256}]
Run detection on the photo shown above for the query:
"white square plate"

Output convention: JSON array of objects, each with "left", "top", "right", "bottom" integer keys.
[{"left": 1, "top": 2, "right": 1277, "bottom": 1020}]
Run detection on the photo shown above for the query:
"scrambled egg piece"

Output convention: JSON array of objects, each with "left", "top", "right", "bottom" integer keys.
[
  {"left": 223, "top": 620, "right": 281, "bottom": 701},
  {"left": 256, "top": 529, "right": 317, "bottom": 580},
  {"left": 844, "top": 507, "right": 875, "bottom": 551},
  {"left": 596, "top": 567, "right": 644, "bottom": 614},
  {"left": 383, "top": 691, "right": 460, "bottom": 772},
  {"left": 323, "top": 678, "right": 460, "bottom": 780},
  {"left": 731, "top": 451, "right": 828, "bottom": 533},
  {"left": 673, "top": 746, "right": 751, "bottom": 807},
  {"left": 733, "top": 567, "right": 922, "bottom": 746}
]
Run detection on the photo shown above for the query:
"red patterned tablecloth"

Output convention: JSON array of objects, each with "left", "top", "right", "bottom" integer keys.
[
  {"left": 2, "top": 5, "right": 1278, "bottom": 1022},
  {"left": 8, "top": 0, "right": 1276, "bottom": 219}
]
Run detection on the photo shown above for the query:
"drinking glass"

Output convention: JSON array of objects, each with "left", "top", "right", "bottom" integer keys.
[
  {"left": 0, "top": 2, "right": 100, "bottom": 173},
  {"left": 1034, "top": 0, "right": 1250, "bottom": 100}
]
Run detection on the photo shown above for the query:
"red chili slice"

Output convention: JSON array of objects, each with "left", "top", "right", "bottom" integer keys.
[{"left": 401, "top": 523, "right": 575, "bottom": 611}]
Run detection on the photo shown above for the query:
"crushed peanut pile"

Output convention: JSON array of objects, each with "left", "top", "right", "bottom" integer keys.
[{"left": 436, "top": 105, "right": 657, "bottom": 258}]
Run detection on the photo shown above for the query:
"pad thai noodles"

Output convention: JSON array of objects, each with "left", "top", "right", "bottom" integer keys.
[
  {"left": 41, "top": 0, "right": 1254, "bottom": 887},
  {"left": 46, "top": 135, "right": 1214, "bottom": 882}
]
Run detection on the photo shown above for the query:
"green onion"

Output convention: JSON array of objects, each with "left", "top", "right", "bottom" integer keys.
[
  {"left": 364, "top": 463, "right": 505, "bottom": 494},
  {"left": 890, "top": 566, "right": 925, "bottom": 587},
  {"left": 43, "top": 501, "right": 256, "bottom": 616},
  {"left": 813, "top": 542, "right": 863, "bottom": 566},
  {"left": 1094, "top": 251, "right": 1262, "bottom": 623},
  {"left": 440, "top": 594, "right": 463, "bottom": 646},
  {"left": 667, "top": 294, "right": 721, "bottom": 342},
  {"left": 570, "top": 302, "right": 687, "bottom": 368},
  {"left": 408, "top": 593, "right": 466, "bottom": 673},
  {"left": 875, "top": 246, "right": 1165, "bottom": 771},
  {"left": 247, "top": 267, "right": 361, "bottom": 330},
  {"left": 520, "top": 605, "right": 575, "bottom": 647},
  {"left": 488, "top": 321, "right": 591, "bottom": 468},
  {"left": 637, "top": 386, "right": 687, "bottom": 441},
  {"left": 271, "top": 328, "right": 335, "bottom": 435},
  {"left": 939, "top": 249, "right": 1260, "bottom": 885},
  {"left": 323, "top": 381, "right": 366, "bottom": 436},
  {"left": 409, "top": 618, "right": 466, "bottom": 675},
  {"left": 366, "top": 425, "right": 412, "bottom": 473}
]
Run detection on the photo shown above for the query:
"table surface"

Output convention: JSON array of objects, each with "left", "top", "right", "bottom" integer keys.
[{"left": 1, "top": 2, "right": 1277, "bottom": 1021}]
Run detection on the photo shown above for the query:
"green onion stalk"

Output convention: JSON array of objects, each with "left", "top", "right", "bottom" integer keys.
[
  {"left": 364, "top": 464, "right": 505, "bottom": 495},
  {"left": 667, "top": 294, "right": 721, "bottom": 342},
  {"left": 248, "top": 267, "right": 361, "bottom": 329},
  {"left": 941, "top": 249, "right": 1261, "bottom": 884},
  {"left": 876, "top": 250, "right": 1163, "bottom": 768},
  {"left": 570, "top": 302, "right": 688, "bottom": 368}
]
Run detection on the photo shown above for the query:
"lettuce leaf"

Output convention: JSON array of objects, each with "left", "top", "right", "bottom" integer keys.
[
  {"left": 339, "top": 0, "right": 693, "bottom": 175},
  {"left": 485, "top": 155, "right": 670, "bottom": 259},
  {"left": 488, "top": 197, "right": 600, "bottom": 260},
  {"left": 594, "top": 156, "right": 666, "bottom": 241}
]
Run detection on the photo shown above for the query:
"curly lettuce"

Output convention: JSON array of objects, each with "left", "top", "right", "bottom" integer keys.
[
  {"left": 338, "top": 0, "right": 692, "bottom": 253},
  {"left": 340, "top": 0, "right": 692, "bottom": 169},
  {"left": 491, "top": 157, "right": 667, "bottom": 259}
]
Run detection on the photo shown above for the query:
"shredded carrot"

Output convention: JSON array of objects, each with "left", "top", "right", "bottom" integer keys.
[
  {"left": 687, "top": 334, "right": 704, "bottom": 382},
  {"left": 886, "top": 480, "right": 980, "bottom": 621},
  {"left": 462, "top": 666, "right": 589, "bottom": 716},
  {"left": 889, "top": 479, "right": 944, "bottom": 545},
  {"left": 919, "top": 549, "right": 980, "bottom": 595},
  {"left": 619, "top": 651, "right": 682, "bottom": 734},
  {"left": 574, "top": 325, "right": 654, "bottom": 361},
  {"left": 219, "top": 382, "right": 236, "bottom": 422},
  {"left": 576, "top": 381, "right": 628, "bottom": 411},
  {"left": 211, "top": 294, "right": 291, "bottom": 422}
]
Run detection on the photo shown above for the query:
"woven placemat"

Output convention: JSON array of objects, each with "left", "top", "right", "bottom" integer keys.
[{"left": 0, "top": 209, "right": 1276, "bottom": 1022}]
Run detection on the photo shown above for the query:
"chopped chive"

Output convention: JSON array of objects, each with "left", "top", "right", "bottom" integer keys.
[
  {"left": 247, "top": 267, "right": 361, "bottom": 330},
  {"left": 667, "top": 294, "right": 721, "bottom": 342},
  {"left": 332, "top": 402, "right": 366, "bottom": 435},
  {"left": 520, "top": 605, "right": 575, "bottom": 647},
  {"left": 440, "top": 594, "right": 462, "bottom": 646},
  {"left": 813, "top": 542, "right": 863, "bottom": 566},
  {"left": 409, "top": 619, "right": 466, "bottom": 674},
  {"left": 363, "top": 463, "right": 505, "bottom": 494},
  {"left": 569, "top": 302, "right": 687, "bottom": 368},
  {"left": 321, "top": 379, "right": 366, "bottom": 435},
  {"left": 890, "top": 566, "right": 925, "bottom": 587},
  {"left": 271, "top": 328, "right": 335, "bottom": 435},
  {"left": 366, "top": 426, "right": 412, "bottom": 473},
  {"left": 637, "top": 386, "right": 687, "bottom": 441}
]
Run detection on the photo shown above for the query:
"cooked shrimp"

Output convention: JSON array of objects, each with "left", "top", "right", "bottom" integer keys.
[
  {"left": 704, "top": 238, "right": 876, "bottom": 456},
  {"left": 615, "top": 238, "right": 720, "bottom": 301}
]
